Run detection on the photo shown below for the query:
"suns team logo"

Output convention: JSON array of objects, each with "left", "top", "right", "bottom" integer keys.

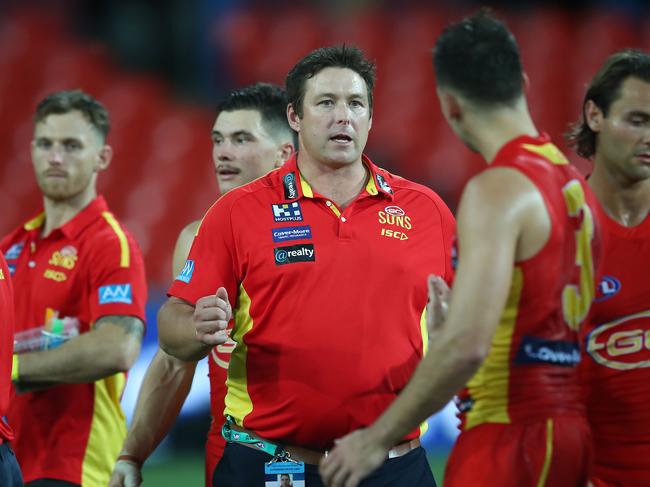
[
  {"left": 378, "top": 205, "right": 412, "bottom": 241},
  {"left": 587, "top": 310, "right": 650, "bottom": 370},
  {"left": 48, "top": 246, "right": 78, "bottom": 270}
]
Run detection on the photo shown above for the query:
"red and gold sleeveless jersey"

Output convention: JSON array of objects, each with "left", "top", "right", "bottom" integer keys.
[
  {"left": 580, "top": 202, "right": 650, "bottom": 483},
  {"left": 457, "top": 134, "right": 600, "bottom": 430}
]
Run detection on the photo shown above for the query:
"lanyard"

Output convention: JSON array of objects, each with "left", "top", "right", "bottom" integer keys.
[{"left": 221, "top": 415, "right": 290, "bottom": 460}]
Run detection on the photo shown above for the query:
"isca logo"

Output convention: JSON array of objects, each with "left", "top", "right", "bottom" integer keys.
[{"left": 595, "top": 275, "right": 621, "bottom": 302}]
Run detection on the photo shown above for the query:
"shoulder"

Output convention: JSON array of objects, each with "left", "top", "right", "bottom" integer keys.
[{"left": 84, "top": 212, "right": 143, "bottom": 267}]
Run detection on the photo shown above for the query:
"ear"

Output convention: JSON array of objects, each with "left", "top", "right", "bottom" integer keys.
[
  {"left": 584, "top": 100, "right": 604, "bottom": 133},
  {"left": 522, "top": 72, "right": 531, "bottom": 93},
  {"left": 96, "top": 145, "right": 113, "bottom": 172},
  {"left": 438, "top": 89, "right": 463, "bottom": 123},
  {"left": 287, "top": 104, "right": 301, "bottom": 132},
  {"left": 274, "top": 142, "right": 295, "bottom": 168}
]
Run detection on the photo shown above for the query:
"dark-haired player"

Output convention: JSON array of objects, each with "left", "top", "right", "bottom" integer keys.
[{"left": 109, "top": 83, "right": 296, "bottom": 487}]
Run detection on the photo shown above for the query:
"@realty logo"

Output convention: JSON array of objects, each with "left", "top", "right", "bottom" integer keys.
[{"left": 274, "top": 244, "right": 315, "bottom": 266}]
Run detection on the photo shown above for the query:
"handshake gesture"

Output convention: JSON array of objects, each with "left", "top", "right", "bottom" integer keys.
[{"left": 193, "top": 287, "right": 232, "bottom": 346}]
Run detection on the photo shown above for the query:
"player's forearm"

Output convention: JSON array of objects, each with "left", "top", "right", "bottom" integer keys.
[
  {"left": 157, "top": 298, "right": 211, "bottom": 361},
  {"left": 368, "top": 332, "right": 485, "bottom": 449},
  {"left": 15, "top": 317, "right": 143, "bottom": 387},
  {"left": 121, "top": 348, "right": 197, "bottom": 460}
]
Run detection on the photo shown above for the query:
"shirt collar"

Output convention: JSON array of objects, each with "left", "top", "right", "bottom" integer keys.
[
  {"left": 277, "top": 153, "right": 395, "bottom": 202},
  {"left": 23, "top": 196, "right": 110, "bottom": 239}
]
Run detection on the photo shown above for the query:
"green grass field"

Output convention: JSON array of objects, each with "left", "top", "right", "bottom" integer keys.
[{"left": 141, "top": 451, "right": 449, "bottom": 486}]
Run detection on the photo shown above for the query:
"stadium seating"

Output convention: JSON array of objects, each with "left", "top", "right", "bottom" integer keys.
[{"left": 1, "top": 4, "right": 645, "bottom": 284}]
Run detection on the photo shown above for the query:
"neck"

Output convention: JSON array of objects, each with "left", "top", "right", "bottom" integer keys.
[
  {"left": 469, "top": 100, "right": 539, "bottom": 163},
  {"left": 42, "top": 187, "right": 97, "bottom": 237},
  {"left": 296, "top": 152, "right": 368, "bottom": 208},
  {"left": 589, "top": 161, "right": 650, "bottom": 227}
]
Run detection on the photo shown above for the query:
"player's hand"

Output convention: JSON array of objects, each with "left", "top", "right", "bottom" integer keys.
[
  {"left": 426, "top": 275, "right": 450, "bottom": 338},
  {"left": 108, "top": 459, "right": 142, "bottom": 487},
  {"left": 319, "top": 428, "right": 387, "bottom": 487},
  {"left": 193, "top": 287, "right": 232, "bottom": 346}
]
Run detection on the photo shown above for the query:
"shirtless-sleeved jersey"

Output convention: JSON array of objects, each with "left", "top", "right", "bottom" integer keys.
[{"left": 580, "top": 203, "right": 650, "bottom": 486}]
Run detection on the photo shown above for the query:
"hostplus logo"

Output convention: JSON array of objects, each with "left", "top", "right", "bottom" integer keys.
[
  {"left": 272, "top": 202, "right": 303, "bottom": 222},
  {"left": 274, "top": 244, "right": 315, "bottom": 266}
]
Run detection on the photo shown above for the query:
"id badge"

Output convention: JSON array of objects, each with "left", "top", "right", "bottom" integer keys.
[{"left": 264, "top": 461, "right": 306, "bottom": 486}]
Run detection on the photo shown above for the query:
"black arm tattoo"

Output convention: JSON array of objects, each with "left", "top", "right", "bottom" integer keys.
[{"left": 94, "top": 315, "right": 145, "bottom": 341}]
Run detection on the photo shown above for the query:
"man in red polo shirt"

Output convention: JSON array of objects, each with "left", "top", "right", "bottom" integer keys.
[
  {"left": 158, "top": 46, "right": 455, "bottom": 486},
  {"left": 321, "top": 12, "right": 600, "bottom": 487},
  {"left": 109, "top": 83, "right": 296, "bottom": 487},
  {"left": 1, "top": 90, "right": 147, "bottom": 487},
  {"left": 0, "top": 253, "right": 23, "bottom": 486}
]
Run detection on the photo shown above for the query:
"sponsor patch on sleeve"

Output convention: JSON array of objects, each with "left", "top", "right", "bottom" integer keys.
[
  {"left": 99, "top": 284, "right": 133, "bottom": 305},
  {"left": 176, "top": 260, "right": 195, "bottom": 283}
]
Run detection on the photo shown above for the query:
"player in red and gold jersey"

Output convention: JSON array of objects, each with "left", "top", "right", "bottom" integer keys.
[
  {"left": 567, "top": 50, "right": 650, "bottom": 487},
  {"left": 109, "top": 83, "right": 296, "bottom": 487},
  {"left": 1, "top": 91, "right": 147, "bottom": 487},
  {"left": 0, "top": 253, "right": 23, "bottom": 486},
  {"left": 322, "top": 11, "right": 600, "bottom": 487},
  {"left": 159, "top": 46, "right": 454, "bottom": 487}
]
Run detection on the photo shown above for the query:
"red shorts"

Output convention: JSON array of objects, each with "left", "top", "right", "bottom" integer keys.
[
  {"left": 444, "top": 416, "right": 592, "bottom": 487},
  {"left": 205, "top": 422, "right": 226, "bottom": 487}
]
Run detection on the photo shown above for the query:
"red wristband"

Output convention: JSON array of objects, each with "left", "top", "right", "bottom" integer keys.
[{"left": 117, "top": 454, "right": 143, "bottom": 467}]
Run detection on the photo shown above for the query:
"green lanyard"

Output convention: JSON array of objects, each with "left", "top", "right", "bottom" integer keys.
[{"left": 221, "top": 415, "right": 288, "bottom": 459}]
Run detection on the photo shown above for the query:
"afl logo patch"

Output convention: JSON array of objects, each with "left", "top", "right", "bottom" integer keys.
[{"left": 595, "top": 276, "right": 621, "bottom": 302}]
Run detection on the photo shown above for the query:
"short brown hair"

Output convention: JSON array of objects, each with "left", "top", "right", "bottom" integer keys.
[
  {"left": 566, "top": 49, "right": 650, "bottom": 159},
  {"left": 35, "top": 89, "right": 111, "bottom": 140},
  {"left": 285, "top": 45, "right": 376, "bottom": 118}
]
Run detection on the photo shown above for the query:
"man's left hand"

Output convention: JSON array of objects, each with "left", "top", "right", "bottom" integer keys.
[{"left": 319, "top": 429, "right": 388, "bottom": 487}]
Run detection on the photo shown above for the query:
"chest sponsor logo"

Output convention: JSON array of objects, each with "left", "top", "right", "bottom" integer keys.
[
  {"left": 176, "top": 260, "right": 195, "bottom": 284},
  {"left": 272, "top": 202, "right": 303, "bottom": 222},
  {"left": 587, "top": 310, "right": 650, "bottom": 370},
  {"left": 272, "top": 225, "right": 312, "bottom": 243},
  {"left": 376, "top": 173, "right": 393, "bottom": 194},
  {"left": 274, "top": 243, "right": 315, "bottom": 266},
  {"left": 378, "top": 207, "right": 412, "bottom": 229},
  {"left": 514, "top": 336, "right": 581, "bottom": 367},
  {"left": 283, "top": 172, "right": 298, "bottom": 200},
  {"left": 49, "top": 250, "right": 78, "bottom": 270},
  {"left": 44, "top": 269, "right": 67, "bottom": 282},
  {"left": 595, "top": 275, "right": 622, "bottom": 302},
  {"left": 99, "top": 284, "right": 133, "bottom": 304},
  {"left": 5, "top": 242, "right": 24, "bottom": 260}
]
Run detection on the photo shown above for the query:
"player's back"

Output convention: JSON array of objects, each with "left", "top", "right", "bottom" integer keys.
[
  {"left": 458, "top": 134, "right": 600, "bottom": 430},
  {"left": 580, "top": 204, "right": 650, "bottom": 486}
]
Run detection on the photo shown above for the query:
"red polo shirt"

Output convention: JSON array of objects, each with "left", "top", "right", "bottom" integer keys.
[
  {"left": 169, "top": 154, "right": 455, "bottom": 450},
  {"left": 1, "top": 196, "right": 147, "bottom": 486},
  {"left": 0, "top": 254, "right": 15, "bottom": 443}
]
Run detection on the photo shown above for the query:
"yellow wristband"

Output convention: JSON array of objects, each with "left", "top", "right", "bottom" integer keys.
[{"left": 11, "top": 354, "right": 19, "bottom": 382}]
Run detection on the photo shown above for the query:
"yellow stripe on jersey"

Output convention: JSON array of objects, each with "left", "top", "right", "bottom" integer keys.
[
  {"left": 522, "top": 143, "right": 568, "bottom": 166},
  {"left": 465, "top": 267, "right": 524, "bottom": 430},
  {"left": 365, "top": 174, "right": 379, "bottom": 195},
  {"left": 299, "top": 173, "right": 314, "bottom": 198},
  {"left": 419, "top": 305, "right": 429, "bottom": 436},
  {"left": 23, "top": 212, "right": 45, "bottom": 230},
  {"left": 101, "top": 212, "right": 130, "bottom": 268},
  {"left": 224, "top": 284, "right": 255, "bottom": 425},
  {"left": 82, "top": 373, "right": 127, "bottom": 487},
  {"left": 536, "top": 418, "right": 554, "bottom": 487}
]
